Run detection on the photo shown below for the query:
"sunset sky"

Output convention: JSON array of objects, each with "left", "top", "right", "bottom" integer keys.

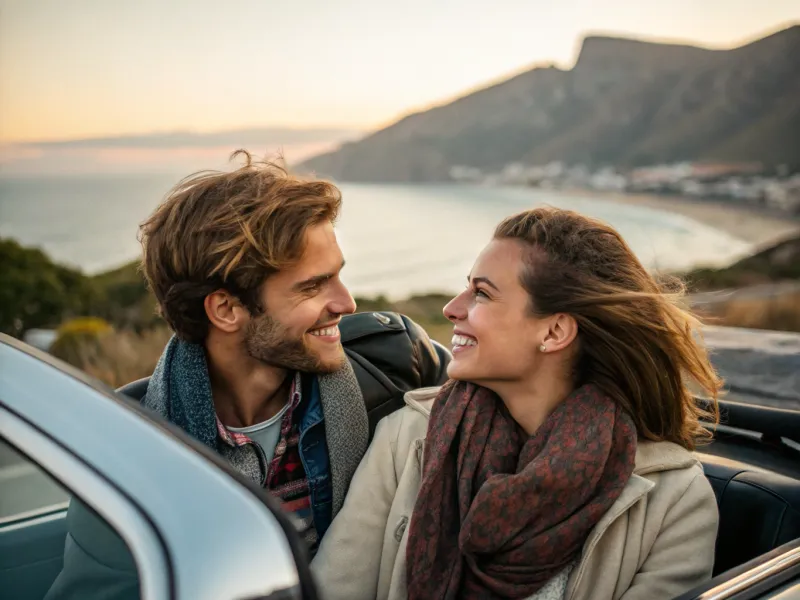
[{"left": 1, "top": 0, "right": 797, "bottom": 173}]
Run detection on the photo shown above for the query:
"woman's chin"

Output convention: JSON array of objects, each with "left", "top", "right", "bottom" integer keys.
[{"left": 446, "top": 357, "right": 477, "bottom": 381}]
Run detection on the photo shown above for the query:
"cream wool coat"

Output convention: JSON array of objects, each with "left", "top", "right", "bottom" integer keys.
[{"left": 311, "top": 387, "right": 719, "bottom": 600}]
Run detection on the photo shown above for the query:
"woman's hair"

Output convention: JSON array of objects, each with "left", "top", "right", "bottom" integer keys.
[{"left": 494, "top": 206, "right": 722, "bottom": 450}]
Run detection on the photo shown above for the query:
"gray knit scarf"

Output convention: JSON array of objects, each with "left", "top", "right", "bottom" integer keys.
[{"left": 142, "top": 335, "right": 369, "bottom": 518}]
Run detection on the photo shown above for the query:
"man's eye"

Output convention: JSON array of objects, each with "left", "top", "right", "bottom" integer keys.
[
  {"left": 305, "top": 278, "right": 330, "bottom": 294},
  {"left": 473, "top": 288, "right": 489, "bottom": 299}
]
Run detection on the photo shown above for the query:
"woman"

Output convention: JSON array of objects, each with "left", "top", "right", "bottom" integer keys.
[{"left": 312, "top": 207, "right": 721, "bottom": 600}]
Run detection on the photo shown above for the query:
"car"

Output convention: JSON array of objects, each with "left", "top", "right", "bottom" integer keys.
[{"left": 1, "top": 327, "right": 799, "bottom": 600}]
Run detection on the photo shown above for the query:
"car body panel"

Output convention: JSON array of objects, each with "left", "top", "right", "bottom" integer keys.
[{"left": 0, "top": 334, "right": 305, "bottom": 600}]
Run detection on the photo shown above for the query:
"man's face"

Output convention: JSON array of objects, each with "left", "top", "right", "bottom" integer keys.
[{"left": 244, "top": 221, "right": 357, "bottom": 373}]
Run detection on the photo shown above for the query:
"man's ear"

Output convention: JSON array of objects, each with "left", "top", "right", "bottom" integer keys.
[
  {"left": 204, "top": 290, "right": 249, "bottom": 334},
  {"left": 542, "top": 313, "right": 578, "bottom": 353}
]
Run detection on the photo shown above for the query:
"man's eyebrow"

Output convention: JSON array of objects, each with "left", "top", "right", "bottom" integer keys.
[
  {"left": 293, "top": 260, "right": 346, "bottom": 291},
  {"left": 468, "top": 275, "right": 499, "bottom": 291}
]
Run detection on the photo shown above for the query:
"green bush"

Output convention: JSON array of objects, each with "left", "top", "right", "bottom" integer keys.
[{"left": 0, "top": 238, "right": 102, "bottom": 337}]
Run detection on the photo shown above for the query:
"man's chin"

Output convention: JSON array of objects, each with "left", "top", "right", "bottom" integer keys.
[{"left": 314, "top": 348, "right": 347, "bottom": 374}]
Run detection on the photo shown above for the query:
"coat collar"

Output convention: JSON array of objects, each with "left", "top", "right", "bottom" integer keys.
[{"left": 404, "top": 386, "right": 438, "bottom": 416}]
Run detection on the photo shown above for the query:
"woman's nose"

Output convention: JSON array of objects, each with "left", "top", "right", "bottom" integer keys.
[{"left": 443, "top": 290, "right": 468, "bottom": 323}]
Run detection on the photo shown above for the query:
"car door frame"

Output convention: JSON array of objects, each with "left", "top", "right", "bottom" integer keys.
[
  {"left": 0, "top": 332, "right": 317, "bottom": 600},
  {"left": 675, "top": 537, "right": 800, "bottom": 599},
  {"left": 0, "top": 406, "right": 171, "bottom": 599}
]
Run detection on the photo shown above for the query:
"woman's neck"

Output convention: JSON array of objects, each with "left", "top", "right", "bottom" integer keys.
[{"left": 492, "top": 375, "right": 575, "bottom": 436}]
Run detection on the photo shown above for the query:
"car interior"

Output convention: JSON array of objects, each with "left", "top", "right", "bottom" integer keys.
[{"left": 2, "top": 340, "right": 799, "bottom": 600}]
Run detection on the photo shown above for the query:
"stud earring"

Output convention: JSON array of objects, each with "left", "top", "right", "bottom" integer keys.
[{"left": 539, "top": 344, "right": 547, "bottom": 352}]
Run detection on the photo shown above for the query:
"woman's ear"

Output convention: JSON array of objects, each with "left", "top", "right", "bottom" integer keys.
[
  {"left": 541, "top": 313, "right": 578, "bottom": 353},
  {"left": 204, "top": 290, "right": 249, "bottom": 334}
]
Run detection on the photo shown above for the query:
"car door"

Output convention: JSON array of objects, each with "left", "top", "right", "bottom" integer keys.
[
  {"left": 676, "top": 538, "right": 800, "bottom": 599},
  {"left": 0, "top": 405, "right": 161, "bottom": 600},
  {"left": 0, "top": 333, "right": 318, "bottom": 600}
]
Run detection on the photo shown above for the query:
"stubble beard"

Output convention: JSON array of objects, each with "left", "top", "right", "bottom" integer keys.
[{"left": 243, "top": 312, "right": 345, "bottom": 374}]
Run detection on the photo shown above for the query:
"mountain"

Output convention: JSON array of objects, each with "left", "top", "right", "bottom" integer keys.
[{"left": 297, "top": 25, "right": 800, "bottom": 182}]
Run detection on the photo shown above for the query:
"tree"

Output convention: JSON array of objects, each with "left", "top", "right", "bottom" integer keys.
[{"left": 0, "top": 238, "right": 101, "bottom": 337}]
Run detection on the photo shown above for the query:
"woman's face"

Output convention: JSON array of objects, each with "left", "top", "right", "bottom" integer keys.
[{"left": 443, "top": 238, "right": 552, "bottom": 386}]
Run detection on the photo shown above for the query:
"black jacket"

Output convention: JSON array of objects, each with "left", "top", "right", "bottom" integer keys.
[{"left": 340, "top": 311, "right": 450, "bottom": 435}]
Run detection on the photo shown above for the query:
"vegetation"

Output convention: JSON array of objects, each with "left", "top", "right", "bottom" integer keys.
[
  {"left": 682, "top": 234, "right": 800, "bottom": 291},
  {"left": 50, "top": 317, "right": 113, "bottom": 366},
  {"left": 0, "top": 239, "right": 101, "bottom": 337},
  {"left": 704, "top": 291, "right": 800, "bottom": 332},
  {"left": 3, "top": 231, "right": 800, "bottom": 387},
  {"left": 55, "top": 326, "right": 172, "bottom": 389}
]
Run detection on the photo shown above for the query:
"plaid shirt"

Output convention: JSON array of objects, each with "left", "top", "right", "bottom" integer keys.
[{"left": 216, "top": 372, "right": 317, "bottom": 547}]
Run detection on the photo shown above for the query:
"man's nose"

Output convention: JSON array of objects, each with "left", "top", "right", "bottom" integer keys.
[{"left": 329, "top": 280, "right": 357, "bottom": 316}]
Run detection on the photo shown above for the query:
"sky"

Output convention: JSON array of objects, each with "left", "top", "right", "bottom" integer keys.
[{"left": 0, "top": 0, "right": 798, "bottom": 173}]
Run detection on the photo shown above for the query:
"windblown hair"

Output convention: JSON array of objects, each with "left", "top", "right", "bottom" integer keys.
[
  {"left": 494, "top": 207, "right": 722, "bottom": 450},
  {"left": 139, "top": 150, "right": 342, "bottom": 343}
]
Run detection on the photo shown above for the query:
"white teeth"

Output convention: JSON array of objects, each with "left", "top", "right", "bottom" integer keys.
[
  {"left": 310, "top": 326, "right": 339, "bottom": 337},
  {"left": 451, "top": 334, "right": 477, "bottom": 347}
]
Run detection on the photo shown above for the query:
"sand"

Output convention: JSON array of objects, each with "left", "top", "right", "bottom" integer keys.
[{"left": 568, "top": 189, "right": 800, "bottom": 247}]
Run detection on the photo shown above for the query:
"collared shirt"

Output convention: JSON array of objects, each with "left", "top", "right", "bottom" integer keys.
[{"left": 214, "top": 373, "right": 317, "bottom": 546}]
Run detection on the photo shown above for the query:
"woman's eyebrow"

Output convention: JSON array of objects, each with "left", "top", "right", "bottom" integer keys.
[{"left": 468, "top": 275, "right": 499, "bottom": 291}]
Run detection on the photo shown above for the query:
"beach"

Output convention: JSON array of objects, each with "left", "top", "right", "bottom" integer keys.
[{"left": 573, "top": 189, "right": 800, "bottom": 246}]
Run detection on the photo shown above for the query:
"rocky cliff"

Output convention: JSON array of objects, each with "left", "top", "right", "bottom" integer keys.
[{"left": 298, "top": 25, "right": 800, "bottom": 182}]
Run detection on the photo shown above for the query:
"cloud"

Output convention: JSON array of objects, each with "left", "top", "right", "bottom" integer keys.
[
  {"left": 0, "top": 127, "right": 363, "bottom": 175},
  {"left": 21, "top": 127, "right": 363, "bottom": 149}
]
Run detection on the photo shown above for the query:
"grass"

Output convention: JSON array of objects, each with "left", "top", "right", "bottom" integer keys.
[
  {"left": 695, "top": 291, "right": 800, "bottom": 332},
  {"left": 62, "top": 327, "right": 173, "bottom": 389}
]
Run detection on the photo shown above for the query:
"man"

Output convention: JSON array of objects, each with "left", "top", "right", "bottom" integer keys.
[{"left": 45, "top": 151, "right": 448, "bottom": 600}]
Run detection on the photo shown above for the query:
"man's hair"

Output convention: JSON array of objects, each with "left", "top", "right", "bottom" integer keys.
[{"left": 139, "top": 150, "right": 342, "bottom": 343}]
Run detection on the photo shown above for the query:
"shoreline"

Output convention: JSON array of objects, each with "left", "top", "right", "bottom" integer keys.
[{"left": 563, "top": 188, "right": 800, "bottom": 246}]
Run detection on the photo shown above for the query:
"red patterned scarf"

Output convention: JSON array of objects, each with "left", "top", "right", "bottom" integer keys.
[{"left": 406, "top": 381, "right": 637, "bottom": 600}]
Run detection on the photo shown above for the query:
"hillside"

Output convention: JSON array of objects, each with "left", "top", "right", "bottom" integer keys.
[
  {"left": 298, "top": 25, "right": 800, "bottom": 182},
  {"left": 685, "top": 233, "right": 800, "bottom": 291}
]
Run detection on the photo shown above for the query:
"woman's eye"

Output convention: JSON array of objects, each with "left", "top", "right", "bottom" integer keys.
[{"left": 473, "top": 288, "right": 489, "bottom": 299}]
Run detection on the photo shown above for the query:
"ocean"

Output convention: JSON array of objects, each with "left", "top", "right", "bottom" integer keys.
[{"left": 0, "top": 174, "right": 753, "bottom": 299}]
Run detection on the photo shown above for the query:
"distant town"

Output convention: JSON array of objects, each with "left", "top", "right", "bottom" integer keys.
[{"left": 450, "top": 162, "right": 800, "bottom": 216}]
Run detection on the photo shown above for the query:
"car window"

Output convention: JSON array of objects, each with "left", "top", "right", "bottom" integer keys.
[
  {"left": 0, "top": 439, "right": 69, "bottom": 521},
  {"left": 0, "top": 438, "right": 141, "bottom": 600}
]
